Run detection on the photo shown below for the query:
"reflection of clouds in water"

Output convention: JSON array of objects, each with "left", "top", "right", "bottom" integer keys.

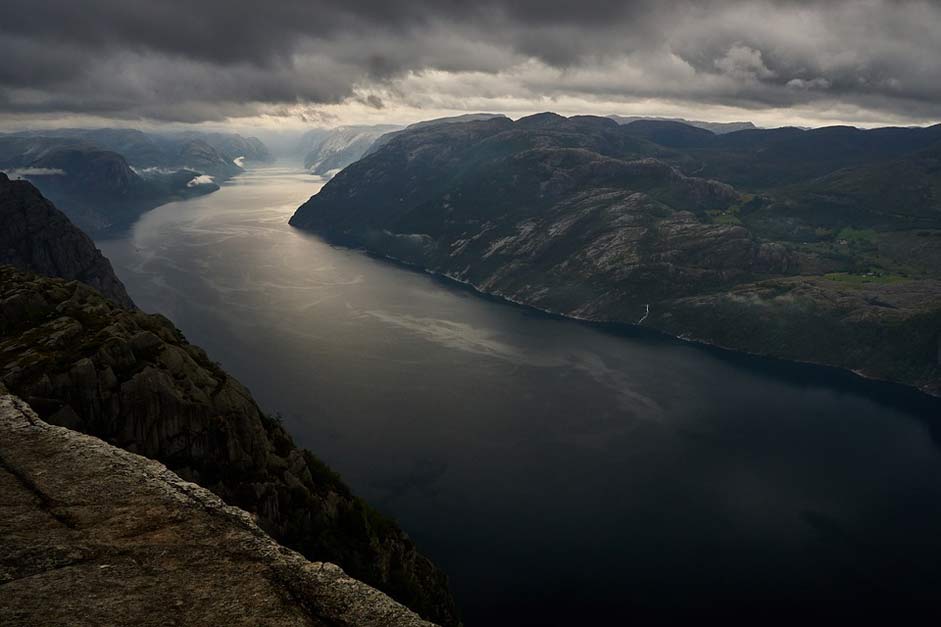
[
  {"left": 361, "top": 309, "right": 544, "bottom": 365},
  {"left": 569, "top": 352, "right": 663, "bottom": 415},
  {"left": 360, "top": 308, "right": 661, "bottom": 417}
]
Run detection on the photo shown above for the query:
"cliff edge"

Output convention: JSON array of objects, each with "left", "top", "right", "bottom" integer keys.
[
  {"left": 0, "top": 266, "right": 458, "bottom": 625},
  {"left": 0, "top": 172, "right": 134, "bottom": 308},
  {"left": 0, "top": 391, "right": 434, "bottom": 627}
]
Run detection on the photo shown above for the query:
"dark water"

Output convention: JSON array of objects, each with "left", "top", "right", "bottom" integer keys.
[{"left": 99, "top": 165, "right": 941, "bottom": 624}]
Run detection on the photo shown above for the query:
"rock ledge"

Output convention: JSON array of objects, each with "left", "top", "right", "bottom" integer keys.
[{"left": 0, "top": 393, "right": 435, "bottom": 627}]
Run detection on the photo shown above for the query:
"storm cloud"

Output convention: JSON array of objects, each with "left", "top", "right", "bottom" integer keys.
[{"left": 2, "top": 0, "right": 939, "bottom": 125}]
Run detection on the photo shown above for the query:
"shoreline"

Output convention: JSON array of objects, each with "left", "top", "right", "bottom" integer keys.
[{"left": 302, "top": 228, "right": 941, "bottom": 409}]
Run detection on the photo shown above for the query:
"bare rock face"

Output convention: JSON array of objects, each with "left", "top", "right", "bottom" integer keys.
[
  {"left": 0, "top": 393, "right": 435, "bottom": 627},
  {"left": 0, "top": 173, "right": 134, "bottom": 308},
  {"left": 0, "top": 267, "right": 459, "bottom": 626}
]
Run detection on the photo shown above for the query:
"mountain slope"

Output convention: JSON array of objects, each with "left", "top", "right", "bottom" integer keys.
[
  {"left": 302, "top": 125, "right": 402, "bottom": 175},
  {"left": 365, "top": 113, "right": 508, "bottom": 157},
  {"left": 0, "top": 266, "right": 459, "bottom": 625},
  {"left": 0, "top": 173, "right": 133, "bottom": 307},
  {"left": 291, "top": 114, "right": 941, "bottom": 395},
  {"left": 633, "top": 122, "right": 941, "bottom": 189}
]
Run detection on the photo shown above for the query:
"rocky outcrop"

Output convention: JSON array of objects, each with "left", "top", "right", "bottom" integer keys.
[
  {"left": 0, "top": 393, "right": 434, "bottom": 627},
  {"left": 0, "top": 173, "right": 134, "bottom": 308},
  {"left": 0, "top": 267, "right": 459, "bottom": 626}
]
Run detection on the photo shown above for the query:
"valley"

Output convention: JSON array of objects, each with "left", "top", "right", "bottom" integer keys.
[{"left": 98, "top": 165, "right": 941, "bottom": 625}]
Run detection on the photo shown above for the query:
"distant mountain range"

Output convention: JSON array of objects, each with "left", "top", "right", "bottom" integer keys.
[
  {"left": 291, "top": 113, "right": 941, "bottom": 395},
  {"left": 299, "top": 114, "right": 507, "bottom": 176},
  {"left": 0, "top": 129, "right": 271, "bottom": 235},
  {"left": 299, "top": 125, "right": 402, "bottom": 175},
  {"left": 607, "top": 115, "right": 756, "bottom": 134}
]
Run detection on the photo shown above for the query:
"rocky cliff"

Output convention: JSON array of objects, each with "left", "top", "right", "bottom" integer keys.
[
  {"left": 290, "top": 114, "right": 941, "bottom": 395},
  {"left": 0, "top": 266, "right": 459, "bottom": 625},
  {"left": 0, "top": 392, "right": 434, "bottom": 627},
  {"left": 0, "top": 173, "right": 134, "bottom": 308}
]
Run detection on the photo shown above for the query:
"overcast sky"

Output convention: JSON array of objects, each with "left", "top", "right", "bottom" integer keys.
[{"left": 2, "top": 0, "right": 939, "bottom": 130}]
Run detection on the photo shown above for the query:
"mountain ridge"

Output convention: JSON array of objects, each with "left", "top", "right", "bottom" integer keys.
[{"left": 291, "top": 114, "right": 941, "bottom": 396}]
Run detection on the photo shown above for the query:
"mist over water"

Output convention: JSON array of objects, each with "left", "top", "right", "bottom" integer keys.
[{"left": 100, "top": 166, "right": 941, "bottom": 624}]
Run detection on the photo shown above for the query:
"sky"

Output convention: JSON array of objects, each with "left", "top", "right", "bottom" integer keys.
[{"left": 2, "top": 0, "right": 939, "bottom": 131}]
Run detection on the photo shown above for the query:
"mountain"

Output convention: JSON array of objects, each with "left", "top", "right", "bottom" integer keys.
[
  {"left": 177, "top": 131, "right": 272, "bottom": 165},
  {"left": 0, "top": 134, "right": 225, "bottom": 234},
  {"left": 301, "top": 125, "right": 402, "bottom": 175},
  {"left": 608, "top": 115, "right": 756, "bottom": 134},
  {"left": 0, "top": 265, "right": 459, "bottom": 626},
  {"left": 0, "top": 391, "right": 433, "bottom": 627},
  {"left": 175, "top": 138, "right": 242, "bottom": 179},
  {"left": 9, "top": 128, "right": 272, "bottom": 171},
  {"left": 0, "top": 126, "right": 275, "bottom": 234},
  {"left": 291, "top": 113, "right": 941, "bottom": 395},
  {"left": 300, "top": 116, "right": 510, "bottom": 177},
  {"left": 365, "top": 113, "right": 508, "bottom": 156},
  {"left": 625, "top": 121, "right": 941, "bottom": 189},
  {"left": 0, "top": 172, "right": 133, "bottom": 307}
]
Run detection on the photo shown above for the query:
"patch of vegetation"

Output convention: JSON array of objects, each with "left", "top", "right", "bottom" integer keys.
[
  {"left": 712, "top": 212, "right": 742, "bottom": 225},
  {"left": 707, "top": 199, "right": 744, "bottom": 225},
  {"left": 836, "top": 227, "right": 878, "bottom": 243},
  {"left": 823, "top": 271, "right": 909, "bottom": 285}
]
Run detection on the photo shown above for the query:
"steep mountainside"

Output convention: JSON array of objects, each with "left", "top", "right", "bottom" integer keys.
[
  {"left": 0, "top": 173, "right": 133, "bottom": 307},
  {"left": 302, "top": 125, "right": 402, "bottom": 175},
  {"left": 291, "top": 114, "right": 941, "bottom": 395},
  {"left": 0, "top": 267, "right": 458, "bottom": 626},
  {"left": 0, "top": 393, "right": 434, "bottom": 627}
]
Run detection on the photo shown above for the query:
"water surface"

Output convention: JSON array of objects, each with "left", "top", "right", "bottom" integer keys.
[{"left": 100, "top": 165, "right": 941, "bottom": 624}]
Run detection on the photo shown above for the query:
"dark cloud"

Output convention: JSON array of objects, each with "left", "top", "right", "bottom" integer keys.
[{"left": 1, "top": 0, "right": 939, "bottom": 124}]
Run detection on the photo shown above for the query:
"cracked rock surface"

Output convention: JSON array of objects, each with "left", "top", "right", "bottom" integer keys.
[{"left": 0, "top": 393, "right": 435, "bottom": 627}]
